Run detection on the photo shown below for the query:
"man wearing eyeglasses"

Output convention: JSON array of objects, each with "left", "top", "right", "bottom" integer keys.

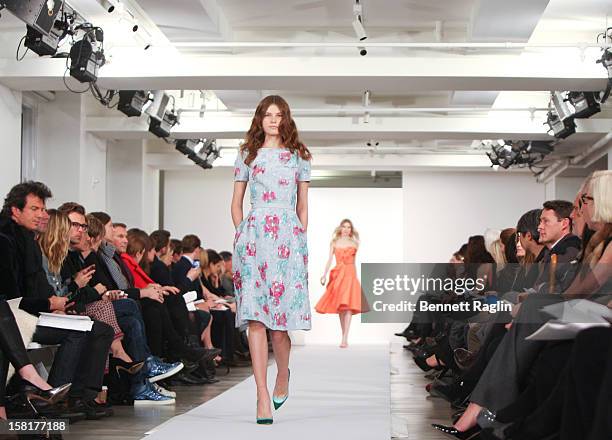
[{"left": 58, "top": 202, "right": 105, "bottom": 305}]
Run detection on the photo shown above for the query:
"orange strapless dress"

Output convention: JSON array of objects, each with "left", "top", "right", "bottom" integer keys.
[{"left": 315, "top": 246, "right": 370, "bottom": 315}]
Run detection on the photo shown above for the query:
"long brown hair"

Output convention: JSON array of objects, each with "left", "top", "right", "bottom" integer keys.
[
  {"left": 240, "top": 95, "right": 311, "bottom": 166},
  {"left": 38, "top": 209, "right": 71, "bottom": 274}
]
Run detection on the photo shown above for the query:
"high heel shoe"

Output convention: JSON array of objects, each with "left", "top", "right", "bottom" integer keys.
[
  {"left": 112, "top": 358, "right": 145, "bottom": 377},
  {"left": 25, "top": 383, "right": 72, "bottom": 406},
  {"left": 256, "top": 399, "right": 273, "bottom": 424},
  {"left": 272, "top": 368, "right": 290, "bottom": 410},
  {"left": 431, "top": 423, "right": 481, "bottom": 439}
]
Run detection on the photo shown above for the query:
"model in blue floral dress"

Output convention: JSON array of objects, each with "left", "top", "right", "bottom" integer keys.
[{"left": 232, "top": 147, "right": 312, "bottom": 331}]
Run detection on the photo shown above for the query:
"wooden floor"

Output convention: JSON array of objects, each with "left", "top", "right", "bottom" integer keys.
[
  {"left": 59, "top": 342, "right": 451, "bottom": 440},
  {"left": 391, "top": 341, "right": 453, "bottom": 440},
  {"left": 64, "top": 365, "right": 254, "bottom": 440}
]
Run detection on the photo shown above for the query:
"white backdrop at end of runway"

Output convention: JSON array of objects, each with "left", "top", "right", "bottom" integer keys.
[{"left": 297, "top": 187, "right": 404, "bottom": 346}]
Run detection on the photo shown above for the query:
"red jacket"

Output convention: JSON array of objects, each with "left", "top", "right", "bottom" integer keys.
[{"left": 120, "top": 253, "right": 154, "bottom": 289}]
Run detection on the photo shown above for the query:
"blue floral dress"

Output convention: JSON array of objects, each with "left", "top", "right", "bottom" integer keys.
[{"left": 232, "top": 147, "right": 312, "bottom": 331}]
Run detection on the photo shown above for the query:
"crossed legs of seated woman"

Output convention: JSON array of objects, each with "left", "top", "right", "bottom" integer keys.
[{"left": 0, "top": 300, "right": 71, "bottom": 419}]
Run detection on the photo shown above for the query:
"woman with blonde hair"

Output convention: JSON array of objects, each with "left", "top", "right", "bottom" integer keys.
[
  {"left": 316, "top": 219, "right": 369, "bottom": 348},
  {"left": 38, "top": 210, "right": 140, "bottom": 371}
]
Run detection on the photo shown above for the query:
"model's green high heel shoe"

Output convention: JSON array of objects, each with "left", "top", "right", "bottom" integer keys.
[
  {"left": 273, "top": 368, "right": 290, "bottom": 410},
  {"left": 256, "top": 399, "right": 273, "bottom": 425}
]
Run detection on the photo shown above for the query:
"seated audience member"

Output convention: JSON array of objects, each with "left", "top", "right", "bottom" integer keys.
[
  {"left": 148, "top": 229, "right": 193, "bottom": 338},
  {"left": 206, "top": 249, "right": 250, "bottom": 359},
  {"left": 0, "top": 299, "right": 71, "bottom": 420},
  {"left": 202, "top": 249, "right": 237, "bottom": 308},
  {"left": 85, "top": 213, "right": 182, "bottom": 402},
  {"left": 219, "top": 251, "right": 235, "bottom": 297},
  {"left": 0, "top": 182, "right": 114, "bottom": 419},
  {"left": 170, "top": 239, "right": 183, "bottom": 266},
  {"left": 531, "top": 200, "right": 581, "bottom": 294}
]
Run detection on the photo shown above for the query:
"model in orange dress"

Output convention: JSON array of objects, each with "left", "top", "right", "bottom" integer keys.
[{"left": 315, "top": 219, "right": 369, "bottom": 348}]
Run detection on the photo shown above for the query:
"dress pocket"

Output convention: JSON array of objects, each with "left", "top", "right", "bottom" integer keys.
[{"left": 236, "top": 218, "right": 248, "bottom": 232}]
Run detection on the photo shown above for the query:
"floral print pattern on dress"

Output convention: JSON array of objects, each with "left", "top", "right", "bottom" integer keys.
[{"left": 232, "top": 147, "right": 312, "bottom": 330}]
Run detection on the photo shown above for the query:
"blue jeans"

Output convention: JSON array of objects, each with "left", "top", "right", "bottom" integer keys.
[{"left": 112, "top": 298, "right": 150, "bottom": 362}]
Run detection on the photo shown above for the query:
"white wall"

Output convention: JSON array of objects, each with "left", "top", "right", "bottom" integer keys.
[
  {"left": 36, "top": 92, "right": 81, "bottom": 205},
  {"left": 556, "top": 176, "right": 584, "bottom": 202},
  {"left": 403, "top": 171, "right": 547, "bottom": 262},
  {"left": 0, "top": 84, "right": 22, "bottom": 196},
  {"left": 34, "top": 92, "right": 107, "bottom": 211},
  {"left": 305, "top": 187, "right": 404, "bottom": 345},
  {"left": 78, "top": 132, "right": 107, "bottom": 211},
  {"left": 106, "top": 140, "right": 144, "bottom": 226},
  {"left": 163, "top": 167, "right": 240, "bottom": 250}
]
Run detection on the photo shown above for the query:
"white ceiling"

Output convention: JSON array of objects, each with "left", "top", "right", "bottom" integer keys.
[{"left": 0, "top": 0, "right": 610, "bottom": 175}]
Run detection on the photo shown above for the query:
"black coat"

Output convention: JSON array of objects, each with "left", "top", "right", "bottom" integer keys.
[
  {"left": 60, "top": 250, "right": 103, "bottom": 311},
  {"left": 535, "top": 234, "right": 582, "bottom": 293},
  {"left": 171, "top": 257, "right": 202, "bottom": 298},
  {"left": 0, "top": 215, "right": 52, "bottom": 315},
  {"left": 150, "top": 256, "right": 174, "bottom": 287}
]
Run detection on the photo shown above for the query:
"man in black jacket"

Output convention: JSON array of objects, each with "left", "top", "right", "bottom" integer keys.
[
  {"left": 149, "top": 229, "right": 195, "bottom": 339},
  {"left": 0, "top": 182, "right": 113, "bottom": 419},
  {"left": 466, "top": 199, "right": 584, "bottom": 423}
]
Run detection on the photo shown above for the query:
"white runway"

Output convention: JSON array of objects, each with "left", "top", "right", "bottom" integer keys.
[{"left": 144, "top": 344, "right": 391, "bottom": 440}]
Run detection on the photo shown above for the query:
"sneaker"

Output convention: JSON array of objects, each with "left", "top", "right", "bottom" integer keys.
[
  {"left": 151, "top": 382, "right": 176, "bottom": 398},
  {"left": 133, "top": 381, "right": 175, "bottom": 405},
  {"left": 145, "top": 356, "right": 183, "bottom": 383}
]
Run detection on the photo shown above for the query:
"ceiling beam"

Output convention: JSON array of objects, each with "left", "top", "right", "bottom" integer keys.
[
  {"left": 145, "top": 151, "right": 494, "bottom": 171},
  {"left": 85, "top": 114, "right": 612, "bottom": 141},
  {"left": 0, "top": 51, "right": 606, "bottom": 91}
]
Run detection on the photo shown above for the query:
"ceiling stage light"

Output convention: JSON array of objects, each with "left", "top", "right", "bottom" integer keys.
[{"left": 118, "top": 90, "right": 152, "bottom": 117}]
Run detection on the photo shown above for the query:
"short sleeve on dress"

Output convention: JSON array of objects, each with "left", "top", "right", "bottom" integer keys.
[
  {"left": 297, "top": 156, "right": 311, "bottom": 182},
  {"left": 233, "top": 150, "right": 249, "bottom": 182}
]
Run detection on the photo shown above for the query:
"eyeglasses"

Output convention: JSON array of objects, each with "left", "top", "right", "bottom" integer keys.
[
  {"left": 580, "top": 194, "right": 594, "bottom": 205},
  {"left": 71, "top": 222, "right": 88, "bottom": 231}
]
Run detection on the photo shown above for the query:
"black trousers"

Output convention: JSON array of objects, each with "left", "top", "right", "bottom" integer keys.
[
  {"left": 496, "top": 340, "right": 573, "bottom": 423},
  {"left": 470, "top": 294, "right": 565, "bottom": 410},
  {"left": 506, "top": 327, "right": 612, "bottom": 440},
  {"left": 32, "top": 320, "right": 113, "bottom": 401},
  {"left": 164, "top": 294, "right": 191, "bottom": 339},
  {"left": 139, "top": 298, "right": 188, "bottom": 358},
  {"left": 0, "top": 300, "right": 32, "bottom": 406},
  {"left": 210, "top": 309, "right": 235, "bottom": 361}
]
